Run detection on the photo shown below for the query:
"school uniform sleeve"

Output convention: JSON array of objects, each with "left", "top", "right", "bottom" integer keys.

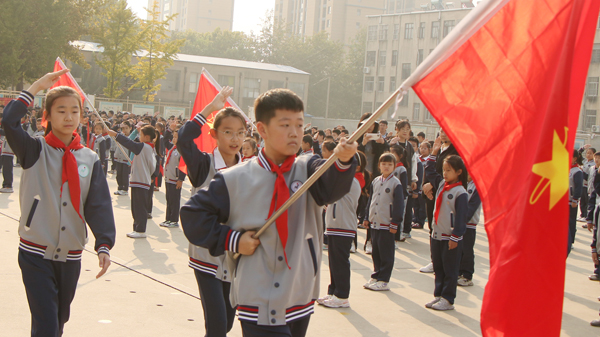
[
  {"left": 177, "top": 168, "right": 186, "bottom": 181},
  {"left": 399, "top": 170, "right": 408, "bottom": 199},
  {"left": 1, "top": 91, "right": 42, "bottom": 169},
  {"left": 84, "top": 160, "right": 116, "bottom": 255},
  {"left": 411, "top": 152, "right": 419, "bottom": 183},
  {"left": 466, "top": 189, "right": 482, "bottom": 221},
  {"left": 572, "top": 170, "right": 584, "bottom": 201},
  {"left": 115, "top": 133, "right": 144, "bottom": 155},
  {"left": 587, "top": 191, "right": 596, "bottom": 223},
  {"left": 424, "top": 156, "right": 443, "bottom": 192},
  {"left": 180, "top": 173, "right": 241, "bottom": 255},
  {"left": 364, "top": 182, "right": 374, "bottom": 222},
  {"left": 177, "top": 115, "right": 212, "bottom": 188},
  {"left": 450, "top": 193, "right": 469, "bottom": 241},
  {"left": 390, "top": 184, "right": 405, "bottom": 231},
  {"left": 306, "top": 155, "right": 358, "bottom": 206},
  {"left": 416, "top": 161, "right": 424, "bottom": 193}
]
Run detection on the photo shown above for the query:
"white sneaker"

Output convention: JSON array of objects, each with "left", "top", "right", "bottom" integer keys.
[
  {"left": 350, "top": 242, "right": 356, "bottom": 253},
  {"left": 164, "top": 221, "right": 179, "bottom": 228},
  {"left": 425, "top": 297, "right": 442, "bottom": 308},
  {"left": 114, "top": 190, "right": 121, "bottom": 195},
  {"left": 126, "top": 231, "right": 147, "bottom": 238},
  {"left": 0, "top": 187, "right": 14, "bottom": 193},
  {"left": 322, "top": 295, "right": 350, "bottom": 308},
  {"left": 457, "top": 276, "right": 474, "bottom": 287},
  {"left": 366, "top": 281, "right": 390, "bottom": 291},
  {"left": 363, "top": 278, "right": 377, "bottom": 288},
  {"left": 121, "top": 190, "right": 128, "bottom": 196},
  {"left": 420, "top": 262, "right": 434, "bottom": 273},
  {"left": 365, "top": 241, "right": 372, "bottom": 254},
  {"left": 317, "top": 294, "right": 332, "bottom": 305},
  {"left": 395, "top": 240, "right": 400, "bottom": 249},
  {"left": 399, "top": 232, "right": 409, "bottom": 242},
  {"left": 159, "top": 221, "right": 170, "bottom": 227},
  {"left": 432, "top": 297, "right": 454, "bottom": 311}
]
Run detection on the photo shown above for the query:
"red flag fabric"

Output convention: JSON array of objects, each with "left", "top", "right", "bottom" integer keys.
[
  {"left": 45, "top": 57, "right": 87, "bottom": 129},
  {"left": 178, "top": 68, "right": 249, "bottom": 175},
  {"left": 406, "top": 0, "right": 600, "bottom": 335}
]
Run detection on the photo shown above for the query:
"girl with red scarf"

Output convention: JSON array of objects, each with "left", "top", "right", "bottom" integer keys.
[{"left": 2, "top": 70, "right": 115, "bottom": 336}]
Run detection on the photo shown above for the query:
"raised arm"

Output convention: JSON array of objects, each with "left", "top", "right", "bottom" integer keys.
[{"left": 1, "top": 92, "right": 42, "bottom": 169}]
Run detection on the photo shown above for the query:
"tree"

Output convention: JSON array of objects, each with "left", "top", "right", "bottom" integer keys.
[
  {"left": 0, "top": 0, "right": 105, "bottom": 90},
  {"left": 92, "top": 0, "right": 139, "bottom": 99},
  {"left": 172, "top": 28, "right": 257, "bottom": 61},
  {"left": 129, "top": 0, "right": 184, "bottom": 102}
]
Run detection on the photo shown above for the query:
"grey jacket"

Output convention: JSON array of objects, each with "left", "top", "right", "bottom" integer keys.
[
  {"left": 325, "top": 177, "right": 361, "bottom": 237},
  {"left": 115, "top": 134, "right": 157, "bottom": 190},
  {"left": 364, "top": 174, "right": 406, "bottom": 231}
]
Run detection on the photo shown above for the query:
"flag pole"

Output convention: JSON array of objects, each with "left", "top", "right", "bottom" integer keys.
[
  {"left": 56, "top": 58, "right": 132, "bottom": 165},
  {"left": 232, "top": 89, "right": 404, "bottom": 259}
]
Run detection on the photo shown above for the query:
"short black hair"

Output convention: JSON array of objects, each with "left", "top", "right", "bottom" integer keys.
[
  {"left": 379, "top": 120, "right": 388, "bottom": 125},
  {"left": 324, "top": 135, "right": 335, "bottom": 142},
  {"left": 408, "top": 137, "right": 419, "bottom": 144},
  {"left": 317, "top": 130, "right": 325, "bottom": 137},
  {"left": 379, "top": 152, "right": 397, "bottom": 165},
  {"left": 302, "top": 134, "right": 313, "bottom": 146},
  {"left": 254, "top": 89, "right": 304, "bottom": 125},
  {"left": 341, "top": 129, "right": 349, "bottom": 135},
  {"left": 332, "top": 129, "right": 341, "bottom": 135},
  {"left": 395, "top": 119, "right": 410, "bottom": 130},
  {"left": 417, "top": 132, "right": 426, "bottom": 138},
  {"left": 322, "top": 141, "right": 336, "bottom": 152}
]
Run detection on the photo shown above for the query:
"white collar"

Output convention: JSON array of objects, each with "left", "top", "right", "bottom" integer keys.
[{"left": 213, "top": 147, "right": 241, "bottom": 171}]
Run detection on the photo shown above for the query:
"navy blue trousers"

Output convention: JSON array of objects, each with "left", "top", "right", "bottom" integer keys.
[
  {"left": 19, "top": 250, "right": 81, "bottom": 337},
  {"left": 194, "top": 270, "right": 235, "bottom": 337},
  {"left": 241, "top": 316, "right": 310, "bottom": 337},
  {"left": 459, "top": 228, "right": 476, "bottom": 280},
  {"left": 115, "top": 162, "right": 130, "bottom": 191},
  {"left": 165, "top": 183, "right": 181, "bottom": 223},
  {"left": 371, "top": 228, "right": 395, "bottom": 282},
  {"left": 327, "top": 235, "right": 353, "bottom": 299},
  {"left": 568, "top": 204, "right": 577, "bottom": 256},
  {"left": 131, "top": 187, "right": 149, "bottom": 232},
  {"left": 431, "top": 239, "right": 463, "bottom": 304},
  {"left": 2, "top": 155, "right": 13, "bottom": 188}
]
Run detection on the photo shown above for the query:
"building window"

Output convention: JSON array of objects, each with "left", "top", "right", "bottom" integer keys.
[
  {"left": 443, "top": 20, "right": 455, "bottom": 37},
  {"left": 243, "top": 78, "right": 260, "bottom": 99},
  {"left": 366, "top": 51, "right": 376, "bottom": 67},
  {"left": 425, "top": 107, "right": 432, "bottom": 120},
  {"left": 431, "top": 21, "right": 440, "bottom": 38},
  {"left": 368, "top": 25, "right": 377, "bottom": 40},
  {"left": 391, "top": 50, "right": 398, "bottom": 66},
  {"left": 379, "top": 51, "right": 386, "bottom": 66},
  {"left": 218, "top": 75, "right": 235, "bottom": 88},
  {"left": 417, "top": 49, "right": 424, "bottom": 65},
  {"left": 357, "top": 9, "right": 361, "bottom": 16},
  {"left": 362, "top": 102, "right": 373, "bottom": 113},
  {"left": 592, "top": 44, "right": 600, "bottom": 63},
  {"left": 364, "top": 76, "right": 374, "bottom": 92},
  {"left": 356, "top": 22, "right": 360, "bottom": 29},
  {"left": 402, "top": 63, "right": 411, "bottom": 80},
  {"left": 588, "top": 77, "right": 599, "bottom": 97},
  {"left": 164, "top": 70, "right": 180, "bottom": 91},
  {"left": 404, "top": 23, "right": 414, "bottom": 39},
  {"left": 390, "top": 76, "right": 396, "bottom": 92},
  {"left": 413, "top": 103, "right": 420, "bottom": 121},
  {"left": 328, "top": 6, "right": 331, "bottom": 14},
  {"left": 393, "top": 24, "right": 400, "bottom": 40},
  {"left": 268, "top": 80, "right": 284, "bottom": 90},
  {"left": 377, "top": 76, "right": 385, "bottom": 92},
  {"left": 327, "top": 19, "right": 330, "bottom": 27},
  {"left": 418, "top": 22, "right": 425, "bottom": 39},
  {"left": 288, "top": 82, "right": 305, "bottom": 98},
  {"left": 400, "top": 91, "right": 408, "bottom": 106},
  {"left": 585, "top": 110, "right": 597, "bottom": 130},
  {"left": 379, "top": 25, "right": 388, "bottom": 40},
  {"left": 189, "top": 72, "right": 199, "bottom": 93},
  {"left": 387, "top": 0, "right": 395, "bottom": 13}
]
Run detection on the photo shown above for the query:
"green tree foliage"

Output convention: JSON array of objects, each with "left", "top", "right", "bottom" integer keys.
[
  {"left": 92, "top": 0, "right": 139, "bottom": 99},
  {"left": 172, "top": 28, "right": 257, "bottom": 61},
  {"left": 129, "top": 0, "right": 184, "bottom": 102},
  {"left": 0, "top": 0, "right": 104, "bottom": 90}
]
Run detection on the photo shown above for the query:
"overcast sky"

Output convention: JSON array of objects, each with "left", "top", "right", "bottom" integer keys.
[{"left": 127, "top": 0, "right": 274, "bottom": 35}]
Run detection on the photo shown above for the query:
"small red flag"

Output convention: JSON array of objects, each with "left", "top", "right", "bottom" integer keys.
[
  {"left": 404, "top": 0, "right": 600, "bottom": 335},
  {"left": 44, "top": 57, "right": 87, "bottom": 129},
  {"left": 178, "top": 68, "right": 249, "bottom": 175}
]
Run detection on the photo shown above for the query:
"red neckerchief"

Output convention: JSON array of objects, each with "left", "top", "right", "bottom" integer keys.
[
  {"left": 354, "top": 172, "right": 366, "bottom": 189},
  {"left": 396, "top": 162, "right": 404, "bottom": 167},
  {"left": 261, "top": 149, "right": 295, "bottom": 269},
  {"left": 242, "top": 155, "right": 256, "bottom": 162},
  {"left": 145, "top": 142, "right": 155, "bottom": 149},
  {"left": 166, "top": 145, "right": 177, "bottom": 166},
  {"left": 89, "top": 134, "right": 97, "bottom": 150},
  {"left": 102, "top": 132, "right": 108, "bottom": 137},
  {"left": 44, "top": 131, "right": 85, "bottom": 222},
  {"left": 571, "top": 163, "right": 579, "bottom": 169},
  {"left": 434, "top": 182, "right": 463, "bottom": 225}
]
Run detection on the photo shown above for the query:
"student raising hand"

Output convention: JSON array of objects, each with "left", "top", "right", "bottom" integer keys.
[
  {"left": 27, "top": 69, "right": 71, "bottom": 95},
  {"left": 334, "top": 137, "right": 358, "bottom": 162}
]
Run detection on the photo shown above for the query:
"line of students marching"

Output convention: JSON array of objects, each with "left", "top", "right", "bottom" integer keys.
[{"left": 1, "top": 70, "right": 485, "bottom": 337}]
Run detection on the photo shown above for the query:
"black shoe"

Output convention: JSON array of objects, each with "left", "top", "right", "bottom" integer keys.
[
  {"left": 591, "top": 319, "right": 600, "bottom": 327},
  {"left": 147, "top": 213, "right": 153, "bottom": 219}
]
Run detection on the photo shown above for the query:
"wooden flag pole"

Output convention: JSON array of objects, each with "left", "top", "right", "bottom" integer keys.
[{"left": 232, "top": 89, "right": 405, "bottom": 259}]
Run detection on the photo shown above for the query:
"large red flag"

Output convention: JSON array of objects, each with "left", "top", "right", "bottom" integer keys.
[
  {"left": 399, "top": 0, "right": 600, "bottom": 335},
  {"left": 179, "top": 68, "right": 250, "bottom": 174},
  {"left": 46, "top": 57, "right": 87, "bottom": 130}
]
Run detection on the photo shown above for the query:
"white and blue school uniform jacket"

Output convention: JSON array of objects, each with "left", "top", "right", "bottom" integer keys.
[
  {"left": 424, "top": 158, "right": 468, "bottom": 242},
  {"left": 569, "top": 166, "right": 583, "bottom": 204},
  {"left": 582, "top": 159, "right": 595, "bottom": 189},
  {"left": 393, "top": 164, "right": 408, "bottom": 199},
  {"left": 114, "top": 133, "right": 131, "bottom": 165},
  {"left": 364, "top": 174, "right": 405, "bottom": 231},
  {"left": 0, "top": 129, "right": 14, "bottom": 157},
  {"left": 466, "top": 180, "right": 482, "bottom": 229},
  {"left": 180, "top": 150, "right": 357, "bottom": 326},
  {"left": 178, "top": 113, "right": 240, "bottom": 281},
  {"left": 2, "top": 92, "right": 115, "bottom": 261},
  {"left": 114, "top": 134, "right": 157, "bottom": 190},
  {"left": 164, "top": 146, "right": 186, "bottom": 184},
  {"left": 92, "top": 134, "right": 108, "bottom": 165},
  {"left": 325, "top": 177, "right": 361, "bottom": 237}
]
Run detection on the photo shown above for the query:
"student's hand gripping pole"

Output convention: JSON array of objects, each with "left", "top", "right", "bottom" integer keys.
[{"left": 232, "top": 89, "right": 405, "bottom": 259}]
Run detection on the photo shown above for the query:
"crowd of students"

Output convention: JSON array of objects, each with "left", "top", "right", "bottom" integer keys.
[{"left": 0, "top": 69, "right": 597, "bottom": 336}]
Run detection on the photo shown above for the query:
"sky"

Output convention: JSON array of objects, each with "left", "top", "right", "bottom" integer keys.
[{"left": 127, "top": 0, "right": 274, "bottom": 35}]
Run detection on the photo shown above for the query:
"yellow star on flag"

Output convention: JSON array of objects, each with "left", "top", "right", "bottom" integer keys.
[{"left": 530, "top": 128, "right": 570, "bottom": 210}]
